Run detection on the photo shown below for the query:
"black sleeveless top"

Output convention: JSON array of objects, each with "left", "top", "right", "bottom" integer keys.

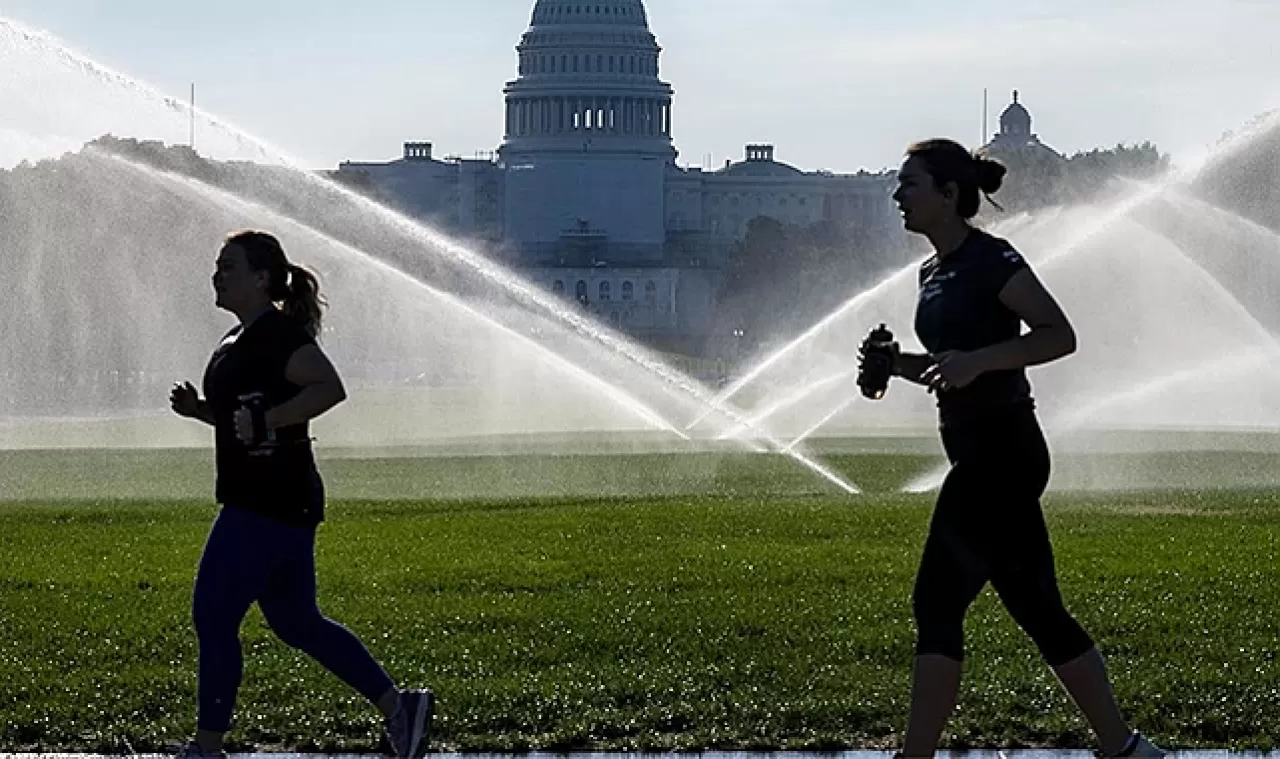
[
  {"left": 914, "top": 229, "right": 1035, "bottom": 427},
  {"left": 202, "top": 308, "right": 324, "bottom": 526}
]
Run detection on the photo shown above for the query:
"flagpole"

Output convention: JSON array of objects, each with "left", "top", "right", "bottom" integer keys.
[
  {"left": 982, "top": 87, "right": 988, "bottom": 146},
  {"left": 190, "top": 82, "right": 196, "bottom": 150}
]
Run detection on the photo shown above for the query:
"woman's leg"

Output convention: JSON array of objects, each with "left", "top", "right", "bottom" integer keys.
[
  {"left": 903, "top": 461, "right": 991, "bottom": 757},
  {"left": 257, "top": 523, "right": 435, "bottom": 757},
  {"left": 985, "top": 413, "right": 1136, "bottom": 757},
  {"left": 256, "top": 524, "right": 396, "bottom": 705},
  {"left": 191, "top": 508, "right": 273, "bottom": 751},
  {"left": 989, "top": 507, "right": 1132, "bottom": 755}
]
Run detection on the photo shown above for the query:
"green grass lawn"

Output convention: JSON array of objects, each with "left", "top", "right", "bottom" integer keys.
[{"left": 0, "top": 449, "right": 1277, "bottom": 752}]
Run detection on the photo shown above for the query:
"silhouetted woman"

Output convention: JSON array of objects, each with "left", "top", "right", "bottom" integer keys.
[
  {"left": 170, "top": 230, "right": 433, "bottom": 759},
  {"left": 874, "top": 140, "right": 1162, "bottom": 758}
]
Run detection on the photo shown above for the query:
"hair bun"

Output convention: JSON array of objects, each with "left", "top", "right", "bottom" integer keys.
[{"left": 973, "top": 156, "right": 1006, "bottom": 194}]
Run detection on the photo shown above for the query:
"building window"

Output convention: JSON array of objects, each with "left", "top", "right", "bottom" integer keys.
[
  {"left": 645, "top": 281, "right": 657, "bottom": 302},
  {"left": 575, "top": 280, "right": 588, "bottom": 300},
  {"left": 553, "top": 280, "right": 565, "bottom": 295},
  {"left": 622, "top": 281, "right": 634, "bottom": 301},
  {"left": 599, "top": 281, "right": 612, "bottom": 301}
]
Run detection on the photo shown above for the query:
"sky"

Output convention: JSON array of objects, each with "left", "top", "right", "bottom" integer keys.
[{"left": 1, "top": 0, "right": 1278, "bottom": 174}]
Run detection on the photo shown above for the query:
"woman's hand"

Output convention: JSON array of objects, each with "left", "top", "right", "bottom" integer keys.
[
  {"left": 169, "top": 382, "right": 202, "bottom": 418},
  {"left": 921, "top": 350, "right": 987, "bottom": 393}
]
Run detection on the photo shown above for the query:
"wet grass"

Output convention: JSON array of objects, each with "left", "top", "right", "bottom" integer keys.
[{"left": 0, "top": 451, "right": 1277, "bottom": 752}]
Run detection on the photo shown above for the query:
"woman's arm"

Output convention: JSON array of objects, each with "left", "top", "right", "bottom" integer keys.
[
  {"left": 972, "top": 268, "right": 1077, "bottom": 371},
  {"left": 191, "top": 399, "right": 215, "bottom": 426},
  {"left": 264, "top": 344, "right": 348, "bottom": 429},
  {"left": 893, "top": 351, "right": 934, "bottom": 386}
]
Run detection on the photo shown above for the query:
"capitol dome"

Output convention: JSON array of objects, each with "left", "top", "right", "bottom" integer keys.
[
  {"left": 530, "top": 0, "right": 650, "bottom": 27},
  {"left": 501, "top": 0, "right": 675, "bottom": 158}
]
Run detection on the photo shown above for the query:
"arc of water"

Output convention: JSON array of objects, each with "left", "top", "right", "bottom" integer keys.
[
  {"left": 106, "top": 152, "right": 690, "bottom": 439},
  {"left": 905, "top": 347, "right": 1280, "bottom": 492},
  {"left": 783, "top": 397, "right": 857, "bottom": 453},
  {"left": 761, "top": 165, "right": 1280, "bottom": 460},
  {"left": 0, "top": 20, "right": 862, "bottom": 492},
  {"left": 1129, "top": 181, "right": 1280, "bottom": 259},
  {"left": 687, "top": 263, "right": 924, "bottom": 433},
  {"left": 1049, "top": 348, "right": 1280, "bottom": 431},
  {"left": 902, "top": 353, "right": 1280, "bottom": 494},
  {"left": 714, "top": 369, "right": 855, "bottom": 441},
  {"left": 717, "top": 110, "right": 1280, "bottom": 433}
]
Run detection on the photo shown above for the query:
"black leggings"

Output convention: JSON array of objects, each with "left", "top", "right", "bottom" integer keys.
[{"left": 912, "top": 407, "right": 1094, "bottom": 665}]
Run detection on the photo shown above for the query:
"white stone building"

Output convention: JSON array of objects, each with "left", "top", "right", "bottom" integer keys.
[{"left": 336, "top": 0, "right": 896, "bottom": 351}]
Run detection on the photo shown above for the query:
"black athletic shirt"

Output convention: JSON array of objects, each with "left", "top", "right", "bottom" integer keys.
[
  {"left": 202, "top": 308, "right": 324, "bottom": 526},
  {"left": 914, "top": 228, "right": 1035, "bottom": 427}
]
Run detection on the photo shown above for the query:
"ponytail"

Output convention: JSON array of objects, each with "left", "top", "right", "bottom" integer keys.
[{"left": 281, "top": 263, "right": 325, "bottom": 339}]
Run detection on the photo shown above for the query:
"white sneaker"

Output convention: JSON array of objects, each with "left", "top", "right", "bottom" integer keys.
[
  {"left": 175, "top": 740, "right": 227, "bottom": 759},
  {"left": 385, "top": 688, "right": 435, "bottom": 758},
  {"left": 1098, "top": 731, "right": 1165, "bottom": 758}
]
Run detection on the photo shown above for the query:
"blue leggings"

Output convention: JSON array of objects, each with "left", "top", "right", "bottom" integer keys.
[{"left": 193, "top": 506, "right": 395, "bottom": 732}]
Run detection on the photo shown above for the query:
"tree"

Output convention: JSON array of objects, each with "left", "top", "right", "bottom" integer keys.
[{"left": 983, "top": 141, "right": 1170, "bottom": 215}]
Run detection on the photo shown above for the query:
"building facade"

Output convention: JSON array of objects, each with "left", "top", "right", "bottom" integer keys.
[
  {"left": 336, "top": 0, "right": 896, "bottom": 352},
  {"left": 984, "top": 90, "right": 1063, "bottom": 159}
]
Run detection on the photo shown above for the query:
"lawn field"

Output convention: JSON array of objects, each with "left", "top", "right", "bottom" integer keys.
[{"left": 0, "top": 447, "right": 1276, "bottom": 753}]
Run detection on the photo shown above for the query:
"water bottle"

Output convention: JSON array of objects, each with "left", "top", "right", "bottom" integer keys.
[
  {"left": 237, "top": 391, "right": 276, "bottom": 455},
  {"left": 857, "top": 323, "right": 897, "bottom": 401}
]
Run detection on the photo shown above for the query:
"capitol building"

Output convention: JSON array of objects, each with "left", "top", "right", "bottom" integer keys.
[{"left": 336, "top": 0, "right": 898, "bottom": 352}]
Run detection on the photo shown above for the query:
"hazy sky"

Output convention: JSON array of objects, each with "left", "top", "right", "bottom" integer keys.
[{"left": 2, "top": 0, "right": 1277, "bottom": 173}]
